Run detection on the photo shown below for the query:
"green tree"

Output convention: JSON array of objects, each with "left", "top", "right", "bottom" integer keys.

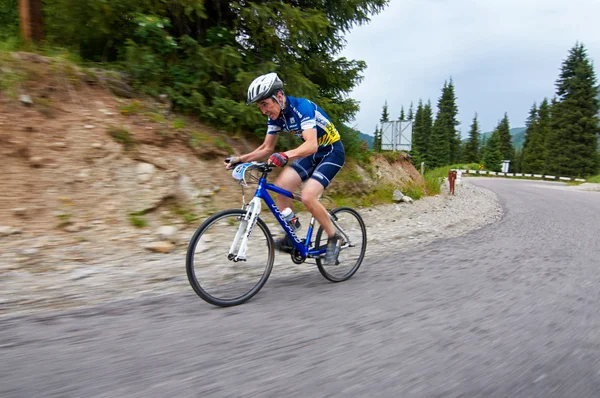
[
  {"left": 41, "top": 0, "right": 388, "bottom": 136},
  {"left": 410, "top": 99, "right": 425, "bottom": 165},
  {"left": 0, "top": 0, "right": 19, "bottom": 37},
  {"left": 399, "top": 106, "right": 405, "bottom": 121},
  {"left": 496, "top": 112, "right": 515, "bottom": 170},
  {"left": 482, "top": 130, "right": 502, "bottom": 172},
  {"left": 380, "top": 100, "right": 390, "bottom": 123},
  {"left": 373, "top": 125, "right": 382, "bottom": 152},
  {"left": 428, "top": 79, "right": 460, "bottom": 167},
  {"left": 546, "top": 43, "right": 599, "bottom": 176},
  {"left": 463, "top": 114, "right": 481, "bottom": 163},
  {"left": 514, "top": 148, "right": 523, "bottom": 173},
  {"left": 422, "top": 100, "right": 434, "bottom": 164},
  {"left": 446, "top": 80, "right": 461, "bottom": 164},
  {"left": 407, "top": 101, "right": 414, "bottom": 121},
  {"left": 522, "top": 100, "right": 552, "bottom": 174}
]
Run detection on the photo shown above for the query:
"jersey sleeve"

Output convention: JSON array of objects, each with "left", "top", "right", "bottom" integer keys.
[{"left": 267, "top": 117, "right": 282, "bottom": 135}]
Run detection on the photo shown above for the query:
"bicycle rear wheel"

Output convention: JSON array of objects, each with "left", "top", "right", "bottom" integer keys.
[
  {"left": 315, "top": 207, "right": 367, "bottom": 282},
  {"left": 186, "top": 209, "right": 274, "bottom": 307}
]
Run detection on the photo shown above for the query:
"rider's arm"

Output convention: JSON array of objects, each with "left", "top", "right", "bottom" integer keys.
[
  {"left": 239, "top": 133, "right": 278, "bottom": 163},
  {"left": 284, "top": 128, "right": 318, "bottom": 160}
]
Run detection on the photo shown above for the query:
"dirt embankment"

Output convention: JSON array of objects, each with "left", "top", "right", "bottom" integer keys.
[{"left": 0, "top": 52, "right": 420, "bottom": 247}]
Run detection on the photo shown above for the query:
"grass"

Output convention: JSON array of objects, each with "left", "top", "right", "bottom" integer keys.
[
  {"left": 56, "top": 213, "right": 73, "bottom": 228},
  {"left": 188, "top": 131, "right": 212, "bottom": 148},
  {"left": 588, "top": 174, "right": 600, "bottom": 184},
  {"left": 119, "top": 100, "right": 142, "bottom": 115},
  {"left": 381, "top": 151, "right": 401, "bottom": 163},
  {"left": 128, "top": 212, "right": 148, "bottom": 228},
  {"left": 172, "top": 118, "right": 186, "bottom": 129},
  {"left": 331, "top": 183, "right": 397, "bottom": 208},
  {"left": 169, "top": 203, "right": 200, "bottom": 225},
  {"left": 107, "top": 126, "right": 135, "bottom": 150},
  {"left": 0, "top": 59, "right": 26, "bottom": 99},
  {"left": 144, "top": 111, "right": 167, "bottom": 123},
  {"left": 401, "top": 180, "right": 425, "bottom": 200},
  {"left": 213, "top": 136, "right": 232, "bottom": 152}
]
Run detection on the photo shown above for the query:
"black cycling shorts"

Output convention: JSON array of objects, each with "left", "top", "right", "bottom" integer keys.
[{"left": 289, "top": 141, "right": 345, "bottom": 189}]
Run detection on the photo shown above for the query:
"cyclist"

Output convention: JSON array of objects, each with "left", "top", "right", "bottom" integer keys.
[{"left": 225, "top": 72, "right": 345, "bottom": 264}]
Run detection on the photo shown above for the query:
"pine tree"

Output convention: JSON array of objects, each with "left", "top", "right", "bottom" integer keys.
[
  {"left": 482, "top": 130, "right": 502, "bottom": 172},
  {"left": 546, "top": 43, "right": 600, "bottom": 176},
  {"left": 423, "top": 100, "right": 434, "bottom": 165},
  {"left": 407, "top": 101, "right": 414, "bottom": 121},
  {"left": 428, "top": 79, "right": 460, "bottom": 167},
  {"left": 410, "top": 99, "right": 425, "bottom": 165},
  {"left": 514, "top": 148, "right": 523, "bottom": 173},
  {"left": 399, "top": 106, "right": 405, "bottom": 121},
  {"left": 522, "top": 100, "right": 552, "bottom": 174},
  {"left": 463, "top": 114, "right": 481, "bottom": 163},
  {"left": 496, "top": 112, "right": 515, "bottom": 170},
  {"left": 373, "top": 125, "right": 382, "bottom": 152},
  {"left": 429, "top": 82, "right": 450, "bottom": 167},
  {"left": 42, "top": 0, "right": 389, "bottom": 136},
  {"left": 380, "top": 101, "right": 390, "bottom": 123},
  {"left": 446, "top": 80, "right": 461, "bottom": 164}
]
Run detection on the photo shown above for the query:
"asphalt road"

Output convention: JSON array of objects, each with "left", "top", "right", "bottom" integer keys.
[{"left": 2, "top": 178, "right": 600, "bottom": 397}]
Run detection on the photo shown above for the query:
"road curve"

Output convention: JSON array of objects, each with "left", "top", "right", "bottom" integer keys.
[{"left": 2, "top": 178, "right": 600, "bottom": 397}]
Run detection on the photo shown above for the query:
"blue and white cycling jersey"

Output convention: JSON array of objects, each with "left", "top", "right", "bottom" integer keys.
[{"left": 267, "top": 96, "right": 341, "bottom": 148}]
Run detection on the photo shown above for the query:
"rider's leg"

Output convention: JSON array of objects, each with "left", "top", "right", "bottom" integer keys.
[
  {"left": 301, "top": 179, "right": 335, "bottom": 237},
  {"left": 273, "top": 167, "right": 302, "bottom": 211},
  {"left": 272, "top": 167, "right": 303, "bottom": 252},
  {"left": 302, "top": 179, "right": 341, "bottom": 264}
]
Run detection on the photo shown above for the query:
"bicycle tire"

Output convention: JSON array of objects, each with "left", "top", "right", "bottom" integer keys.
[
  {"left": 315, "top": 207, "right": 367, "bottom": 282},
  {"left": 186, "top": 209, "right": 274, "bottom": 307}
]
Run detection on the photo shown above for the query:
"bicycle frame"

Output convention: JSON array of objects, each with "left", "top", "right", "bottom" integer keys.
[
  {"left": 229, "top": 163, "right": 350, "bottom": 262},
  {"left": 252, "top": 177, "right": 325, "bottom": 258}
]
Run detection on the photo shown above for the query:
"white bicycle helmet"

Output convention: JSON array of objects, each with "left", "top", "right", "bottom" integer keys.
[{"left": 246, "top": 72, "right": 283, "bottom": 105}]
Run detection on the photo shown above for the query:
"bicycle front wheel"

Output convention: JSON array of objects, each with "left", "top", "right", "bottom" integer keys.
[
  {"left": 315, "top": 207, "right": 367, "bottom": 282},
  {"left": 186, "top": 209, "right": 274, "bottom": 307}
]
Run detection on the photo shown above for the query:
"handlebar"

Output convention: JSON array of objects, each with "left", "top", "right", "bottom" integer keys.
[{"left": 224, "top": 159, "right": 273, "bottom": 173}]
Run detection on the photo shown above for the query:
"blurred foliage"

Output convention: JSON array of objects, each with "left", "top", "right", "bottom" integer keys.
[
  {"left": 13, "top": 0, "right": 387, "bottom": 150},
  {"left": 0, "top": 0, "right": 19, "bottom": 38},
  {"left": 2, "top": 0, "right": 386, "bottom": 176}
]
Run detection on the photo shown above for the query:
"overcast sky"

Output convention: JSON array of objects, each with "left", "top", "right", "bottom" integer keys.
[{"left": 340, "top": 0, "right": 600, "bottom": 137}]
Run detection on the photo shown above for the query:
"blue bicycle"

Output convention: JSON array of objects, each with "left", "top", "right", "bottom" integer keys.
[{"left": 186, "top": 161, "right": 367, "bottom": 307}]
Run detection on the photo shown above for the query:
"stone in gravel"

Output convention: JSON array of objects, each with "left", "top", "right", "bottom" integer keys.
[
  {"left": 77, "top": 170, "right": 90, "bottom": 181},
  {"left": 52, "top": 142, "right": 67, "bottom": 149},
  {"left": 19, "top": 94, "right": 33, "bottom": 105},
  {"left": 21, "top": 248, "right": 39, "bottom": 256},
  {"left": 144, "top": 241, "right": 175, "bottom": 253},
  {"left": 393, "top": 190, "right": 404, "bottom": 202},
  {"left": 71, "top": 268, "right": 99, "bottom": 281},
  {"left": 29, "top": 156, "right": 44, "bottom": 168},
  {"left": 12, "top": 208, "right": 27, "bottom": 217},
  {"left": 156, "top": 226, "right": 177, "bottom": 242},
  {"left": 401, "top": 196, "right": 414, "bottom": 204},
  {"left": 0, "top": 226, "right": 20, "bottom": 236},
  {"left": 137, "top": 162, "right": 156, "bottom": 174},
  {"left": 64, "top": 225, "right": 81, "bottom": 233}
]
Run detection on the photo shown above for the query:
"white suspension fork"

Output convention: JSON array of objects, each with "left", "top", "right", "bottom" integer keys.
[{"left": 229, "top": 197, "right": 262, "bottom": 261}]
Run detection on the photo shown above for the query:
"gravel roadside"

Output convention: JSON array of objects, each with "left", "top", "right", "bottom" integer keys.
[{"left": 0, "top": 180, "right": 502, "bottom": 317}]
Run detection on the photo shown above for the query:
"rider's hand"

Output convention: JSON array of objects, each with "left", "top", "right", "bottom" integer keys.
[
  {"left": 268, "top": 152, "right": 288, "bottom": 167},
  {"left": 224, "top": 156, "right": 241, "bottom": 169}
]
